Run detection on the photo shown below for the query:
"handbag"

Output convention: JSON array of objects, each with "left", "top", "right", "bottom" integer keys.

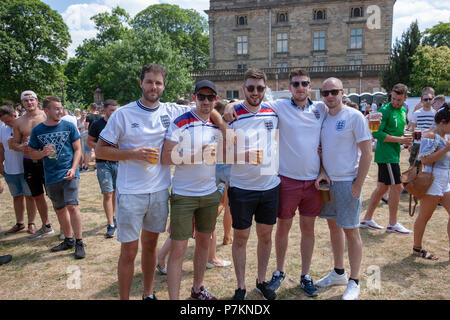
[{"left": 401, "top": 146, "right": 436, "bottom": 217}]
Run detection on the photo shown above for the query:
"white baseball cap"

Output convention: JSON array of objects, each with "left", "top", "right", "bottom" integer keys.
[{"left": 20, "top": 90, "right": 38, "bottom": 101}]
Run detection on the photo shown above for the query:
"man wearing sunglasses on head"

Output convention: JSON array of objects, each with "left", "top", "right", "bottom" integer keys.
[
  {"left": 408, "top": 87, "right": 436, "bottom": 166},
  {"left": 223, "top": 69, "right": 328, "bottom": 298},
  {"left": 361, "top": 83, "right": 414, "bottom": 234},
  {"left": 315, "top": 78, "right": 373, "bottom": 300}
]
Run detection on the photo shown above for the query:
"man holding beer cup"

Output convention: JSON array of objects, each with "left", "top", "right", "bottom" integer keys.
[
  {"left": 95, "top": 64, "right": 228, "bottom": 300},
  {"left": 160, "top": 80, "right": 222, "bottom": 300},
  {"left": 225, "top": 69, "right": 280, "bottom": 300},
  {"left": 408, "top": 87, "right": 436, "bottom": 166},
  {"left": 361, "top": 83, "right": 414, "bottom": 234},
  {"left": 315, "top": 78, "right": 372, "bottom": 300}
]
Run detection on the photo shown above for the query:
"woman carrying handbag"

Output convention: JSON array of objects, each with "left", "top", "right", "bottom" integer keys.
[{"left": 413, "top": 103, "right": 450, "bottom": 260}]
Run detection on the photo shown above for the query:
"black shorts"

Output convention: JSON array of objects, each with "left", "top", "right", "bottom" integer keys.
[
  {"left": 23, "top": 158, "right": 46, "bottom": 197},
  {"left": 228, "top": 184, "right": 280, "bottom": 230},
  {"left": 377, "top": 163, "right": 402, "bottom": 185}
]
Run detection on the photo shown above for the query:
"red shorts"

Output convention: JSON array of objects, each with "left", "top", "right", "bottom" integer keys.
[{"left": 278, "top": 175, "right": 322, "bottom": 219}]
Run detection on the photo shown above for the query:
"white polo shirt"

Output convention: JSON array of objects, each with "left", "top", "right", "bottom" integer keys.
[
  {"left": 229, "top": 103, "right": 280, "bottom": 191},
  {"left": 321, "top": 106, "right": 372, "bottom": 181},
  {"left": 265, "top": 98, "right": 328, "bottom": 180},
  {"left": 99, "top": 100, "right": 191, "bottom": 194},
  {"left": 166, "top": 110, "right": 219, "bottom": 197},
  {"left": 0, "top": 125, "right": 24, "bottom": 174}
]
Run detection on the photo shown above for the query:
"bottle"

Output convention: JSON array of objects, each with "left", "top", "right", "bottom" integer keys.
[{"left": 217, "top": 180, "right": 226, "bottom": 194}]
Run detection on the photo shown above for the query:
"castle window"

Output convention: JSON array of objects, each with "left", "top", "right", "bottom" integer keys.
[
  {"left": 277, "top": 12, "right": 288, "bottom": 23},
  {"left": 351, "top": 7, "right": 363, "bottom": 18},
  {"left": 236, "top": 15, "right": 247, "bottom": 26},
  {"left": 313, "top": 9, "right": 326, "bottom": 20}
]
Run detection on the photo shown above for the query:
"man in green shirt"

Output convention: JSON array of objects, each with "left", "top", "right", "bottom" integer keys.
[{"left": 360, "top": 83, "right": 413, "bottom": 234}]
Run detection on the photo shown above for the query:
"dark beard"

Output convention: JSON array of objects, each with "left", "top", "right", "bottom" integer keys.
[
  {"left": 245, "top": 95, "right": 264, "bottom": 107},
  {"left": 143, "top": 91, "right": 162, "bottom": 103}
]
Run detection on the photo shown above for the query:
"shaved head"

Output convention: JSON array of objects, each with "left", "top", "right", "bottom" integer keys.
[{"left": 322, "top": 77, "right": 343, "bottom": 90}]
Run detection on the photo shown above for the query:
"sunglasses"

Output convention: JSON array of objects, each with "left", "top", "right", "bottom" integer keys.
[
  {"left": 196, "top": 94, "right": 217, "bottom": 102},
  {"left": 422, "top": 98, "right": 433, "bottom": 102},
  {"left": 321, "top": 89, "right": 343, "bottom": 97},
  {"left": 246, "top": 85, "right": 266, "bottom": 93},
  {"left": 290, "top": 81, "right": 310, "bottom": 88}
]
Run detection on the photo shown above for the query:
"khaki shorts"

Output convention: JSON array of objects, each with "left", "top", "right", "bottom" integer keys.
[{"left": 170, "top": 190, "right": 221, "bottom": 240}]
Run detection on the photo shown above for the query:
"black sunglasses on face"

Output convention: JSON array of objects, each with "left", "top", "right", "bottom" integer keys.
[
  {"left": 423, "top": 98, "right": 433, "bottom": 102},
  {"left": 196, "top": 94, "right": 216, "bottom": 102},
  {"left": 290, "top": 81, "right": 310, "bottom": 88},
  {"left": 246, "top": 85, "right": 266, "bottom": 93},
  {"left": 321, "top": 89, "right": 343, "bottom": 97}
]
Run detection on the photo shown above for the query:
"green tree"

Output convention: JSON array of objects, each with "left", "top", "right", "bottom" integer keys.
[
  {"left": 77, "top": 28, "right": 193, "bottom": 105},
  {"left": 422, "top": 22, "right": 450, "bottom": 48},
  {"left": 410, "top": 45, "right": 450, "bottom": 96},
  {"left": 380, "top": 20, "right": 421, "bottom": 92},
  {"left": 133, "top": 4, "right": 209, "bottom": 70},
  {"left": 0, "top": 0, "right": 71, "bottom": 102}
]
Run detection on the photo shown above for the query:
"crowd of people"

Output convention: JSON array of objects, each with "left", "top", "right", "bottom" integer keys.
[{"left": 0, "top": 63, "right": 448, "bottom": 301}]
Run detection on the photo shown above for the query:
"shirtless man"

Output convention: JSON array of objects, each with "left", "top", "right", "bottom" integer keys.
[{"left": 11, "top": 91, "right": 54, "bottom": 238}]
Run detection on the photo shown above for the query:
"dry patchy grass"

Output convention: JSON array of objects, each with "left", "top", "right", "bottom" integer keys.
[{"left": 0, "top": 149, "right": 448, "bottom": 300}]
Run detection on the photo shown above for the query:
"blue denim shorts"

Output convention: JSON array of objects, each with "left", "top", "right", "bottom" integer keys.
[
  {"left": 215, "top": 164, "right": 231, "bottom": 185},
  {"left": 4, "top": 173, "right": 32, "bottom": 197},
  {"left": 96, "top": 161, "right": 118, "bottom": 194},
  {"left": 320, "top": 180, "right": 362, "bottom": 229}
]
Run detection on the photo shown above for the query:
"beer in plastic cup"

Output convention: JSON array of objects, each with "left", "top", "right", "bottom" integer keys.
[
  {"left": 47, "top": 144, "right": 57, "bottom": 159},
  {"left": 251, "top": 149, "right": 263, "bottom": 165},
  {"left": 319, "top": 181, "right": 331, "bottom": 202},
  {"left": 204, "top": 143, "right": 217, "bottom": 165},
  {"left": 147, "top": 146, "right": 160, "bottom": 165},
  {"left": 368, "top": 112, "right": 382, "bottom": 132},
  {"left": 413, "top": 128, "right": 422, "bottom": 141}
]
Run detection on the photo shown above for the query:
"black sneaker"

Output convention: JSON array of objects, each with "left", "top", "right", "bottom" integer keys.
[
  {"left": 74, "top": 241, "right": 86, "bottom": 259},
  {"left": 255, "top": 280, "right": 276, "bottom": 300},
  {"left": 300, "top": 275, "right": 318, "bottom": 297},
  {"left": 232, "top": 288, "right": 247, "bottom": 300},
  {"left": 51, "top": 239, "right": 74, "bottom": 252},
  {"left": 142, "top": 293, "right": 158, "bottom": 300},
  {"left": 105, "top": 225, "right": 116, "bottom": 238}
]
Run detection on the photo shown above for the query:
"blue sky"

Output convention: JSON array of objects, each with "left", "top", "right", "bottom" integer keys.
[{"left": 41, "top": 0, "right": 450, "bottom": 58}]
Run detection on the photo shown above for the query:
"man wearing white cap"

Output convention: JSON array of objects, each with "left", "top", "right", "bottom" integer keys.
[{"left": 11, "top": 90, "right": 54, "bottom": 238}]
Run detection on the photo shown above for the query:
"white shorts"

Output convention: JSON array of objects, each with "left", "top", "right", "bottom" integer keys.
[
  {"left": 116, "top": 189, "right": 170, "bottom": 243},
  {"left": 426, "top": 167, "right": 450, "bottom": 197}
]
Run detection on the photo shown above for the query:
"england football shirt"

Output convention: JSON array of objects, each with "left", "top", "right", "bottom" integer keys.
[
  {"left": 321, "top": 106, "right": 372, "bottom": 181},
  {"left": 166, "top": 110, "right": 220, "bottom": 196},
  {"left": 99, "top": 100, "right": 191, "bottom": 194},
  {"left": 228, "top": 103, "right": 280, "bottom": 191},
  {"left": 265, "top": 98, "right": 328, "bottom": 180}
]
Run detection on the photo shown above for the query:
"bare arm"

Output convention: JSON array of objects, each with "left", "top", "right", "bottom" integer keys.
[
  {"left": 420, "top": 133, "right": 450, "bottom": 165},
  {"left": 86, "top": 135, "right": 97, "bottom": 149},
  {"left": 0, "top": 143, "right": 5, "bottom": 175},
  {"left": 95, "top": 139, "right": 157, "bottom": 162},
  {"left": 352, "top": 139, "right": 373, "bottom": 198},
  {"left": 11, "top": 122, "right": 26, "bottom": 153},
  {"left": 65, "top": 139, "right": 82, "bottom": 180}
]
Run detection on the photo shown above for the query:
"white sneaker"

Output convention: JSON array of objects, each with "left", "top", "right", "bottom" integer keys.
[
  {"left": 386, "top": 222, "right": 413, "bottom": 234},
  {"left": 316, "top": 269, "right": 348, "bottom": 287},
  {"left": 359, "top": 219, "right": 384, "bottom": 230},
  {"left": 206, "top": 260, "right": 232, "bottom": 269},
  {"left": 342, "top": 279, "right": 360, "bottom": 300}
]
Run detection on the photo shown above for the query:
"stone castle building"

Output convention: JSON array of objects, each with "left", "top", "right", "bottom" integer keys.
[{"left": 191, "top": 0, "right": 396, "bottom": 100}]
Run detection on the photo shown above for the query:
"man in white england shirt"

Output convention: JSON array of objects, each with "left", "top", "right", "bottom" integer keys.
[{"left": 96, "top": 64, "right": 226, "bottom": 300}]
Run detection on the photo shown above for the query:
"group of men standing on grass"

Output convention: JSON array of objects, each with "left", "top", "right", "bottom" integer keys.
[{"left": 1, "top": 62, "right": 417, "bottom": 301}]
